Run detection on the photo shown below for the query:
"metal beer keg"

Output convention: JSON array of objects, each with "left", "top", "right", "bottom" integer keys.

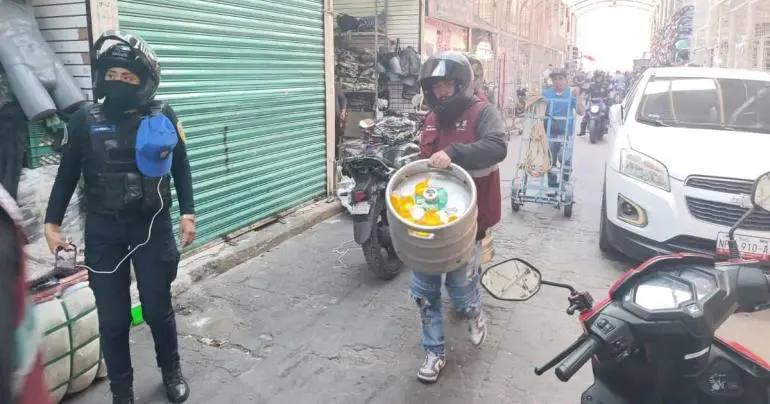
[{"left": 386, "top": 159, "right": 478, "bottom": 274}]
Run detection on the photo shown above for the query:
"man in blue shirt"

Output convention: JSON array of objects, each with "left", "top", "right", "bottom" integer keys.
[{"left": 542, "top": 68, "right": 584, "bottom": 191}]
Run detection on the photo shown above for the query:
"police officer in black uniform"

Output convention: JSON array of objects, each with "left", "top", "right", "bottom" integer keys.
[{"left": 43, "top": 31, "right": 195, "bottom": 404}]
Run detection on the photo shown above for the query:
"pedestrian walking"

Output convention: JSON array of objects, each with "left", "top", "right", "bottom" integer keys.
[
  {"left": 465, "top": 53, "right": 489, "bottom": 102},
  {"left": 542, "top": 68, "right": 584, "bottom": 191},
  {"left": 335, "top": 80, "right": 348, "bottom": 160},
  {"left": 411, "top": 52, "right": 507, "bottom": 383}
]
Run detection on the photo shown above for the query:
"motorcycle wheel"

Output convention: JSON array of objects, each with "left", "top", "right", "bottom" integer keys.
[
  {"left": 362, "top": 219, "right": 402, "bottom": 280},
  {"left": 563, "top": 203, "right": 573, "bottom": 218},
  {"left": 588, "top": 120, "right": 601, "bottom": 144}
]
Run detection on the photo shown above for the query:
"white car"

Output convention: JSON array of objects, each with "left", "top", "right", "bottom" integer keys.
[{"left": 601, "top": 67, "right": 770, "bottom": 262}]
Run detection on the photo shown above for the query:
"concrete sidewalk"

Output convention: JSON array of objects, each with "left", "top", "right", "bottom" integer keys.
[
  {"left": 717, "top": 311, "right": 770, "bottom": 363},
  {"left": 127, "top": 198, "right": 343, "bottom": 304}
]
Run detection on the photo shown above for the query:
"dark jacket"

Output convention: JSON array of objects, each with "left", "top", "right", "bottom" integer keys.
[{"left": 419, "top": 98, "right": 507, "bottom": 239}]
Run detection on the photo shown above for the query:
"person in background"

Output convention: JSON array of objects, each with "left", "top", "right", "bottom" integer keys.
[
  {"left": 542, "top": 67, "right": 584, "bottom": 193},
  {"left": 334, "top": 80, "right": 348, "bottom": 160},
  {"left": 0, "top": 184, "right": 52, "bottom": 404},
  {"left": 578, "top": 70, "right": 609, "bottom": 136},
  {"left": 43, "top": 30, "right": 194, "bottom": 404},
  {"left": 412, "top": 52, "right": 507, "bottom": 384},
  {"left": 465, "top": 54, "right": 489, "bottom": 102},
  {"left": 542, "top": 63, "right": 554, "bottom": 88}
]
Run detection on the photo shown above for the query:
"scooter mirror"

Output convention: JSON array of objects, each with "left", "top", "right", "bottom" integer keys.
[
  {"left": 480, "top": 258, "right": 542, "bottom": 301},
  {"left": 751, "top": 172, "right": 770, "bottom": 212}
]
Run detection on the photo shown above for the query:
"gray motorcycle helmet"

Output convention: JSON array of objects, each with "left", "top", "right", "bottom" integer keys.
[{"left": 92, "top": 30, "right": 160, "bottom": 105}]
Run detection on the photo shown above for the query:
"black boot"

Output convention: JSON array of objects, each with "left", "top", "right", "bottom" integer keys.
[
  {"left": 111, "top": 384, "right": 134, "bottom": 404},
  {"left": 162, "top": 362, "right": 190, "bottom": 403}
]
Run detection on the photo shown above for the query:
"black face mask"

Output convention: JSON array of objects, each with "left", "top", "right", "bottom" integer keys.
[{"left": 102, "top": 80, "right": 142, "bottom": 113}]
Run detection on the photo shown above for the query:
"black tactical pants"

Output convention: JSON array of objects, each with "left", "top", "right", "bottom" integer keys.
[{"left": 84, "top": 209, "right": 181, "bottom": 389}]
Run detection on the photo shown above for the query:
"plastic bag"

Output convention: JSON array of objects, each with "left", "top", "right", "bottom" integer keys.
[{"left": 17, "top": 165, "right": 85, "bottom": 281}]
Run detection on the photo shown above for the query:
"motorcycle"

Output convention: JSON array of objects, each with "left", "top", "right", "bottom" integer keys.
[
  {"left": 339, "top": 117, "right": 421, "bottom": 280},
  {"left": 586, "top": 97, "right": 608, "bottom": 144},
  {"left": 480, "top": 171, "right": 770, "bottom": 403}
]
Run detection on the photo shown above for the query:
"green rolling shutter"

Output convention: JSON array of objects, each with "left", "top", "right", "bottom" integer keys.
[{"left": 117, "top": 0, "right": 327, "bottom": 247}]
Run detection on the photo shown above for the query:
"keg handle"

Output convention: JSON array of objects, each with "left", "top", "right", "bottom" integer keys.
[{"left": 426, "top": 162, "right": 453, "bottom": 171}]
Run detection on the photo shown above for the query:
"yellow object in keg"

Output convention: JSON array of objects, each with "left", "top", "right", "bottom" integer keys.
[
  {"left": 399, "top": 196, "right": 415, "bottom": 218},
  {"left": 390, "top": 194, "right": 400, "bottom": 210},
  {"left": 401, "top": 195, "right": 415, "bottom": 209},
  {"left": 414, "top": 177, "right": 430, "bottom": 196},
  {"left": 419, "top": 210, "right": 443, "bottom": 226},
  {"left": 391, "top": 194, "right": 418, "bottom": 221}
]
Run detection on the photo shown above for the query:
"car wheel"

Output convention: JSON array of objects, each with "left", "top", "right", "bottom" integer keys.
[{"left": 599, "top": 187, "right": 615, "bottom": 253}]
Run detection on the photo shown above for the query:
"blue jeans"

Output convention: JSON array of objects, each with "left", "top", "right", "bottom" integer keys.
[
  {"left": 548, "top": 133, "right": 574, "bottom": 188},
  {"left": 409, "top": 241, "right": 483, "bottom": 354}
]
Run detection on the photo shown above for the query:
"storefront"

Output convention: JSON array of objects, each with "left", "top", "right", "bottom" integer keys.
[
  {"left": 423, "top": 0, "right": 471, "bottom": 56},
  {"left": 333, "top": 0, "right": 421, "bottom": 115},
  {"left": 117, "top": 0, "right": 328, "bottom": 246}
]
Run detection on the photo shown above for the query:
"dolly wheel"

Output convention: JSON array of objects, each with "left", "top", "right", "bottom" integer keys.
[
  {"left": 512, "top": 200, "right": 521, "bottom": 212},
  {"left": 563, "top": 203, "right": 573, "bottom": 218}
]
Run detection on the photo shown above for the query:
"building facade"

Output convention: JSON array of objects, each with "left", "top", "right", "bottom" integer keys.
[
  {"left": 23, "top": 0, "right": 332, "bottom": 249},
  {"left": 689, "top": 0, "right": 770, "bottom": 69}
]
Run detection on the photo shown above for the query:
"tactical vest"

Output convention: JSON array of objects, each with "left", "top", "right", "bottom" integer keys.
[
  {"left": 83, "top": 101, "right": 172, "bottom": 215},
  {"left": 420, "top": 99, "right": 502, "bottom": 240}
]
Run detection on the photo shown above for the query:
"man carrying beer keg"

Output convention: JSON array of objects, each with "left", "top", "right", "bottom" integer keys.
[{"left": 411, "top": 52, "right": 507, "bottom": 383}]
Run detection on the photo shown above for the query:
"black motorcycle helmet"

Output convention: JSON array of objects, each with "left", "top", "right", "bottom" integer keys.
[
  {"left": 419, "top": 52, "right": 474, "bottom": 121},
  {"left": 92, "top": 30, "right": 160, "bottom": 106}
]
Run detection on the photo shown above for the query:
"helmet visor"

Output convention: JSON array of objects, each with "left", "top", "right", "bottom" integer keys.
[{"left": 419, "top": 58, "right": 472, "bottom": 84}]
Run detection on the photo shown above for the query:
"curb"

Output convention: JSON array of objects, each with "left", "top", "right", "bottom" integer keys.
[{"left": 129, "top": 199, "right": 343, "bottom": 304}]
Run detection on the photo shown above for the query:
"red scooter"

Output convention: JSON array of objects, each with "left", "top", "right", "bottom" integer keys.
[{"left": 482, "top": 172, "right": 770, "bottom": 403}]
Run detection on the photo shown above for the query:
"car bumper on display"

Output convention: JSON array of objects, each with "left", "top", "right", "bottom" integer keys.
[{"left": 605, "top": 169, "right": 770, "bottom": 262}]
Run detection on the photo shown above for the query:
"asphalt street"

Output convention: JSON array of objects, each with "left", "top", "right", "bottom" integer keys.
[{"left": 68, "top": 132, "right": 769, "bottom": 404}]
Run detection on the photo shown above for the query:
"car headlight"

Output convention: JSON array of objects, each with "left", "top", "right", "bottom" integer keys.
[
  {"left": 590, "top": 105, "right": 600, "bottom": 113},
  {"left": 619, "top": 149, "right": 670, "bottom": 191}
]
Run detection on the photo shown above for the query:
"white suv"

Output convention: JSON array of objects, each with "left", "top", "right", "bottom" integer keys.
[{"left": 601, "top": 67, "right": 770, "bottom": 262}]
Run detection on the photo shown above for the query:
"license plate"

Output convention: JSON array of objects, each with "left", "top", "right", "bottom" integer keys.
[
  {"left": 350, "top": 202, "right": 370, "bottom": 215},
  {"left": 715, "top": 232, "right": 770, "bottom": 261}
]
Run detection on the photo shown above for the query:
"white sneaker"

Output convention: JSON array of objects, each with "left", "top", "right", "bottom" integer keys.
[
  {"left": 469, "top": 310, "right": 488, "bottom": 347},
  {"left": 417, "top": 351, "right": 446, "bottom": 383}
]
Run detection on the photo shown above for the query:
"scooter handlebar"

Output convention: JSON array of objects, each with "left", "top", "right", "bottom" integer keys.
[{"left": 555, "top": 334, "right": 602, "bottom": 382}]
